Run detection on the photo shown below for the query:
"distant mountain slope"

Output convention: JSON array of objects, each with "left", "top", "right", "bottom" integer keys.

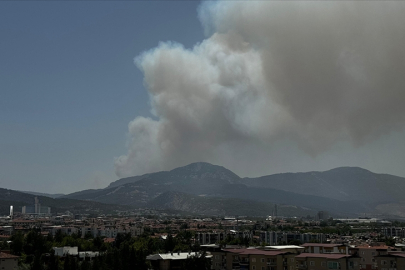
[
  {"left": 107, "top": 175, "right": 148, "bottom": 189},
  {"left": 217, "top": 184, "right": 373, "bottom": 216},
  {"left": 63, "top": 166, "right": 370, "bottom": 216},
  {"left": 61, "top": 188, "right": 113, "bottom": 201},
  {"left": 147, "top": 191, "right": 315, "bottom": 217},
  {"left": 64, "top": 162, "right": 241, "bottom": 204},
  {"left": 0, "top": 188, "right": 134, "bottom": 215},
  {"left": 64, "top": 162, "right": 243, "bottom": 206},
  {"left": 61, "top": 163, "right": 405, "bottom": 218},
  {"left": 107, "top": 162, "right": 241, "bottom": 189},
  {"left": 19, "top": 191, "right": 64, "bottom": 198},
  {"left": 241, "top": 167, "right": 405, "bottom": 203}
]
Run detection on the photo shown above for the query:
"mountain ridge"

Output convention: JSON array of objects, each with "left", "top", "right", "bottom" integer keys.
[
  {"left": 60, "top": 163, "right": 405, "bottom": 218},
  {"left": 0, "top": 188, "right": 135, "bottom": 216},
  {"left": 107, "top": 162, "right": 240, "bottom": 189}
]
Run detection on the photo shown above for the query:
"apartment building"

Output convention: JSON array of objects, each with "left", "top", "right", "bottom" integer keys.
[
  {"left": 374, "top": 253, "right": 405, "bottom": 270},
  {"left": 53, "top": 246, "right": 78, "bottom": 256},
  {"left": 50, "top": 226, "right": 78, "bottom": 236},
  {"left": 294, "top": 253, "right": 360, "bottom": 270},
  {"left": 349, "top": 245, "right": 395, "bottom": 270},
  {"left": 381, "top": 227, "right": 405, "bottom": 238},
  {"left": 80, "top": 225, "right": 144, "bottom": 238},
  {"left": 196, "top": 232, "right": 226, "bottom": 245},
  {"left": 211, "top": 248, "right": 297, "bottom": 270},
  {"left": 301, "top": 243, "right": 348, "bottom": 254},
  {"left": 146, "top": 252, "right": 209, "bottom": 270},
  {"left": 260, "top": 231, "right": 325, "bottom": 245},
  {"left": 0, "top": 252, "right": 19, "bottom": 270}
]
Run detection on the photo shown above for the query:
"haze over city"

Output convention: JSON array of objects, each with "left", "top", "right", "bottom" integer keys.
[{"left": 2, "top": 1, "right": 405, "bottom": 194}]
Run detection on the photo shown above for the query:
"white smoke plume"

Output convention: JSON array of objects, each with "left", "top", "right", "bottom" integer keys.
[{"left": 115, "top": 1, "right": 405, "bottom": 178}]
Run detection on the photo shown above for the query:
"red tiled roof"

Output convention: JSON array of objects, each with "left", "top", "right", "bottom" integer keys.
[
  {"left": 301, "top": 243, "right": 343, "bottom": 247},
  {"left": 386, "top": 253, "right": 405, "bottom": 258},
  {"left": 355, "top": 245, "right": 391, "bottom": 250},
  {"left": 103, "top": 238, "right": 115, "bottom": 243},
  {"left": 0, "top": 252, "right": 19, "bottom": 259},
  {"left": 223, "top": 249, "right": 286, "bottom": 256}
]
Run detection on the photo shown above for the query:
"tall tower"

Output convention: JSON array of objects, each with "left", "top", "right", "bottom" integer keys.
[
  {"left": 9, "top": 205, "right": 13, "bottom": 219},
  {"left": 34, "top": 197, "right": 40, "bottom": 214}
]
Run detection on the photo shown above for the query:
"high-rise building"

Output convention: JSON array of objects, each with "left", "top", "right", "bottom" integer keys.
[{"left": 22, "top": 197, "right": 51, "bottom": 215}]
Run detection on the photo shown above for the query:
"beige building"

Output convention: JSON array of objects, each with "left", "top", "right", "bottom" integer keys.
[
  {"left": 211, "top": 248, "right": 297, "bottom": 270},
  {"left": 294, "top": 253, "right": 360, "bottom": 270},
  {"left": 301, "top": 243, "right": 348, "bottom": 254},
  {"left": 374, "top": 253, "right": 405, "bottom": 270},
  {"left": 0, "top": 252, "right": 19, "bottom": 270},
  {"left": 146, "top": 252, "right": 210, "bottom": 270},
  {"left": 349, "top": 244, "right": 395, "bottom": 270}
]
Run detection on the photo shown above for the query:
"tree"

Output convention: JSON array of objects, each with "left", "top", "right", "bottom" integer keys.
[
  {"left": 55, "top": 230, "right": 64, "bottom": 243},
  {"left": 115, "top": 233, "right": 132, "bottom": 249},
  {"left": 385, "top": 237, "right": 396, "bottom": 247},
  {"left": 181, "top": 251, "right": 211, "bottom": 270},
  {"left": 48, "top": 252, "right": 59, "bottom": 270},
  {"left": 80, "top": 260, "right": 91, "bottom": 270},
  {"left": 0, "top": 240, "right": 9, "bottom": 250},
  {"left": 10, "top": 232, "right": 24, "bottom": 255},
  {"left": 47, "top": 232, "right": 54, "bottom": 242},
  {"left": 164, "top": 234, "right": 176, "bottom": 252},
  {"left": 64, "top": 255, "right": 71, "bottom": 270},
  {"left": 31, "top": 254, "right": 42, "bottom": 270},
  {"left": 93, "top": 237, "right": 104, "bottom": 251},
  {"left": 91, "top": 257, "right": 100, "bottom": 270},
  {"left": 25, "top": 229, "right": 46, "bottom": 255}
]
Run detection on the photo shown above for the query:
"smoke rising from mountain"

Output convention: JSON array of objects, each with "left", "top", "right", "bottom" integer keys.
[{"left": 115, "top": 1, "right": 405, "bottom": 178}]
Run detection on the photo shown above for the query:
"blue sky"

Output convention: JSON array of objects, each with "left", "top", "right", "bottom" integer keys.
[
  {"left": 0, "top": 1, "right": 204, "bottom": 193},
  {"left": 2, "top": 1, "right": 405, "bottom": 194}
]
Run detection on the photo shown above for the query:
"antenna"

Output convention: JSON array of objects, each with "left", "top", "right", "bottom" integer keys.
[{"left": 9, "top": 205, "right": 13, "bottom": 219}]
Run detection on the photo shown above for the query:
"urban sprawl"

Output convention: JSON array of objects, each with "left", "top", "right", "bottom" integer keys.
[{"left": 1, "top": 199, "right": 405, "bottom": 270}]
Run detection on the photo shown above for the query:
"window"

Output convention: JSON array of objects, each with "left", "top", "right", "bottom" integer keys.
[
  {"left": 381, "top": 260, "right": 387, "bottom": 265},
  {"left": 290, "top": 258, "right": 294, "bottom": 262},
  {"left": 252, "top": 258, "right": 256, "bottom": 262},
  {"left": 328, "top": 262, "right": 339, "bottom": 269},
  {"left": 252, "top": 266, "right": 256, "bottom": 270},
  {"left": 261, "top": 258, "right": 265, "bottom": 263},
  {"left": 310, "top": 261, "right": 315, "bottom": 266},
  {"left": 215, "top": 255, "right": 219, "bottom": 259}
]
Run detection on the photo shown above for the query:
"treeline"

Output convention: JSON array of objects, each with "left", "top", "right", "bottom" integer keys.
[{"left": 2, "top": 230, "right": 208, "bottom": 270}]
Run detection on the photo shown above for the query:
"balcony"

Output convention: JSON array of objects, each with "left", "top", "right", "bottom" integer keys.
[{"left": 239, "top": 259, "right": 249, "bottom": 266}]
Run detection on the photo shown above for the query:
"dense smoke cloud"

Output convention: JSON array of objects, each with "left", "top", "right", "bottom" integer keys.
[{"left": 115, "top": 1, "right": 405, "bottom": 178}]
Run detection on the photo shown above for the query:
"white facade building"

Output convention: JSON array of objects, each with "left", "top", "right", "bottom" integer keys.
[{"left": 53, "top": 246, "right": 78, "bottom": 256}]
